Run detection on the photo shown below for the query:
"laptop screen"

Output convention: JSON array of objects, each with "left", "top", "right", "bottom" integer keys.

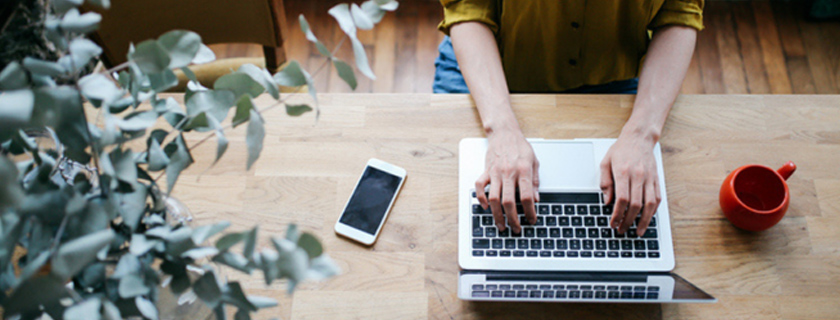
[{"left": 459, "top": 271, "right": 715, "bottom": 303}]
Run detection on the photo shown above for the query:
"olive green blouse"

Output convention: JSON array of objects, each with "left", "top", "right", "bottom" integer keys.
[{"left": 438, "top": 0, "right": 705, "bottom": 93}]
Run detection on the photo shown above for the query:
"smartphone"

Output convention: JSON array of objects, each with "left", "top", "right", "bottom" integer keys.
[{"left": 334, "top": 158, "right": 406, "bottom": 245}]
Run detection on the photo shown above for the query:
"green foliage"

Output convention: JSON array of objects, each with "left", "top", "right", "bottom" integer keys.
[{"left": 0, "top": 0, "right": 397, "bottom": 319}]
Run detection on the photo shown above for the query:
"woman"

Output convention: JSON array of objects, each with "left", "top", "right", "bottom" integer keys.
[{"left": 434, "top": 1, "right": 703, "bottom": 237}]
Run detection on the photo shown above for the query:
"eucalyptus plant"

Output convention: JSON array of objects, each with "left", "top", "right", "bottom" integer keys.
[{"left": 0, "top": 0, "right": 398, "bottom": 319}]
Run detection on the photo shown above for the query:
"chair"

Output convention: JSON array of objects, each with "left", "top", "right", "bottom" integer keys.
[{"left": 89, "top": 0, "right": 288, "bottom": 91}]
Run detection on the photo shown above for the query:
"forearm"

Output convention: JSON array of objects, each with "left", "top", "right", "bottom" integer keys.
[
  {"left": 449, "top": 22, "right": 519, "bottom": 136},
  {"left": 625, "top": 25, "right": 697, "bottom": 142}
]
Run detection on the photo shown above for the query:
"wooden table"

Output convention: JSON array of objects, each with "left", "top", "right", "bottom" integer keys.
[{"left": 173, "top": 94, "right": 840, "bottom": 319}]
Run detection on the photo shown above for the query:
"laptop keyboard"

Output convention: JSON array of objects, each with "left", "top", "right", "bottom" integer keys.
[
  {"left": 470, "top": 283, "right": 660, "bottom": 300},
  {"left": 470, "top": 191, "right": 660, "bottom": 259}
]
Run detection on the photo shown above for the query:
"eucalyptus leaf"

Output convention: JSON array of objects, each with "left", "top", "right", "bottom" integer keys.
[
  {"left": 129, "top": 234, "right": 162, "bottom": 255},
  {"left": 181, "top": 246, "right": 219, "bottom": 260},
  {"left": 285, "top": 224, "right": 300, "bottom": 243},
  {"left": 112, "top": 254, "right": 141, "bottom": 278},
  {"left": 351, "top": 37, "right": 376, "bottom": 80},
  {"left": 332, "top": 59, "right": 357, "bottom": 90},
  {"left": 298, "top": 15, "right": 331, "bottom": 57},
  {"left": 51, "top": 229, "right": 115, "bottom": 280},
  {"left": 148, "top": 69, "right": 178, "bottom": 92},
  {"left": 222, "top": 282, "right": 257, "bottom": 312},
  {"left": 130, "top": 40, "right": 171, "bottom": 74},
  {"left": 245, "top": 109, "right": 265, "bottom": 171},
  {"left": 216, "top": 232, "right": 246, "bottom": 252},
  {"left": 183, "top": 112, "right": 210, "bottom": 131},
  {"left": 212, "top": 251, "right": 251, "bottom": 273},
  {"left": 79, "top": 73, "right": 123, "bottom": 106},
  {"left": 351, "top": 3, "right": 375, "bottom": 30},
  {"left": 246, "top": 296, "right": 278, "bottom": 309},
  {"left": 101, "top": 300, "right": 122, "bottom": 320},
  {"left": 297, "top": 232, "right": 323, "bottom": 258},
  {"left": 0, "top": 62, "right": 28, "bottom": 90},
  {"left": 243, "top": 227, "right": 258, "bottom": 260},
  {"left": 191, "top": 221, "right": 231, "bottom": 244},
  {"left": 193, "top": 271, "right": 222, "bottom": 308},
  {"left": 0, "top": 157, "right": 23, "bottom": 210},
  {"left": 259, "top": 250, "right": 279, "bottom": 284},
  {"left": 272, "top": 60, "right": 307, "bottom": 87},
  {"left": 67, "top": 38, "right": 103, "bottom": 71},
  {"left": 232, "top": 95, "right": 254, "bottom": 128},
  {"left": 379, "top": 0, "right": 399, "bottom": 11},
  {"left": 158, "top": 30, "right": 202, "bottom": 69},
  {"left": 214, "top": 129, "right": 228, "bottom": 166},
  {"left": 328, "top": 4, "right": 356, "bottom": 37},
  {"left": 234, "top": 309, "right": 251, "bottom": 320},
  {"left": 192, "top": 44, "right": 216, "bottom": 64},
  {"left": 0, "top": 89, "right": 34, "bottom": 127},
  {"left": 170, "top": 274, "right": 191, "bottom": 294},
  {"left": 185, "top": 90, "right": 235, "bottom": 123},
  {"left": 118, "top": 182, "right": 147, "bottom": 231},
  {"left": 116, "top": 110, "right": 157, "bottom": 131},
  {"left": 238, "top": 64, "right": 279, "bottom": 99},
  {"left": 64, "top": 298, "right": 102, "bottom": 320},
  {"left": 164, "top": 135, "right": 194, "bottom": 194},
  {"left": 306, "top": 255, "right": 341, "bottom": 280},
  {"left": 135, "top": 296, "right": 159, "bottom": 320},
  {"left": 22, "top": 57, "right": 66, "bottom": 77},
  {"left": 52, "top": 0, "right": 84, "bottom": 14},
  {"left": 33, "top": 87, "right": 91, "bottom": 163},
  {"left": 361, "top": 1, "right": 386, "bottom": 24},
  {"left": 147, "top": 139, "right": 170, "bottom": 172},
  {"left": 214, "top": 72, "right": 265, "bottom": 99},
  {"left": 87, "top": 0, "right": 111, "bottom": 9},
  {"left": 181, "top": 66, "right": 198, "bottom": 82},
  {"left": 59, "top": 8, "right": 101, "bottom": 34},
  {"left": 285, "top": 104, "right": 312, "bottom": 117},
  {"left": 118, "top": 274, "right": 149, "bottom": 298}
]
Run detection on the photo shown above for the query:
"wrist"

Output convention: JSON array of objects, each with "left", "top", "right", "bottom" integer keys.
[{"left": 620, "top": 120, "right": 661, "bottom": 144}]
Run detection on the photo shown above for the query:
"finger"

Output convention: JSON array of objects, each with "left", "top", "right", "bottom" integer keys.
[
  {"left": 488, "top": 172, "right": 504, "bottom": 231},
  {"left": 533, "top": 159, "right": 541, "bottom": 202},
  {"left": 475, "top": 172, "right": 490, "bottom": 209},
  {"left": 638, "top": 177, "right": 657, "bottom": 236},
  {"left": 621, "top": 170, "right": 645, "bottom": 234},
  {"left": 502, "top": 176, "right": 521, "bottom": 233},
  {"left": 519, "top": 174, "right": 537, "bottom": 225},
  {"left": 610, "top": 169, "right": 629, "bottom": 231},
  {"left": 600, "top": 156, "right": 614, "bottom": 205}
]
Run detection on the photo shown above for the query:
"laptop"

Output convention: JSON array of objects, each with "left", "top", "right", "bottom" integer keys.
[{"left": 457, "top": 138, "right": 716, "bottom": 303}]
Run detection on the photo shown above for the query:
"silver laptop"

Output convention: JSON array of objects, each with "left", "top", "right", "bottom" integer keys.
[{"left": 457, "top": 138, "right": 715, "bottom": 303}]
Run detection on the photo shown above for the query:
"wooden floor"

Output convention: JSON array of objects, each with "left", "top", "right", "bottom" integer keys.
[{"left": 209, "top": 0, "right": 840, "bottom": 94}]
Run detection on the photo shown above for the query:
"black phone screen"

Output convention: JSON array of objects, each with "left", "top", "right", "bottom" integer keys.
[{"left": 339, "top": 166, "right": 403, "bottom": 235}]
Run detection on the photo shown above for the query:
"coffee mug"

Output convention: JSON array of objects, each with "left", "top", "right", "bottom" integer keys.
[{"left": 719, "top": 161, "right": 796, "bottom": 231}]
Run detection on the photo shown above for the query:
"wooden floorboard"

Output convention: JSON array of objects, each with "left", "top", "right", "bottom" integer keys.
[{"left": 209, "top": 0, "right": 840, "bottom": 94}]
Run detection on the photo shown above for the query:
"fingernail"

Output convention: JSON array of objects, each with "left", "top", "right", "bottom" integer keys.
[{"left": 497, "top": 224, "right": 504, "bottom": 231}]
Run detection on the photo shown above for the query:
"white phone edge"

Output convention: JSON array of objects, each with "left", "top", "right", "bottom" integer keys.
[{"left": 334, "top": 158, "right": 406, "bottom": 246}]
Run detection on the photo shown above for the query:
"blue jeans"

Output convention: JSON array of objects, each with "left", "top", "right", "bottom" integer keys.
[{"left": 433, "top": 36, "right": 639, "bottom": 94}]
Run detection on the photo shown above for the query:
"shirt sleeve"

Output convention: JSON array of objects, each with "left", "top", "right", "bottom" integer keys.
[
  {"left": 649, "top": 0, "right": 705, "bottom": 31},
  {"left": 437, "top": 0, "right": 499, "bottom": 36}
]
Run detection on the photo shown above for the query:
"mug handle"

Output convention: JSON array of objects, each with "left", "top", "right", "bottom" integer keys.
[{"left": 777, "top": 161, "right": 796, "bottom": 180}]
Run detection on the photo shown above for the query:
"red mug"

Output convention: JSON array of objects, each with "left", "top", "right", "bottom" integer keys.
[{"left": 719, "top": 161, "right": 796, "bottom": 231}]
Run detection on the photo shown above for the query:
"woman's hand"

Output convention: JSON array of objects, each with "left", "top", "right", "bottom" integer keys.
[
  {"left": 599, "top": 130, "right": 661, "bottom": 236},
  {"left": 475, "top": 129, "right": 540, "bottom": 234}
]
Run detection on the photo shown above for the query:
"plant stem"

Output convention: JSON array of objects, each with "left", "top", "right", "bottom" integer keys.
[{"left": 102, "top": 61, "right": 131, "bottom": 75}]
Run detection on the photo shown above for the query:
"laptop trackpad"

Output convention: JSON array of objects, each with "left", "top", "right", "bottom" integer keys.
[{"left": 531, "top": 142, "right": 598, "bottom": 190}]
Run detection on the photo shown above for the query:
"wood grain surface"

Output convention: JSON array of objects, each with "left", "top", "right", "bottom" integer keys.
[{"left": 164, "top": 93, "right": 840, "bottom": 319}]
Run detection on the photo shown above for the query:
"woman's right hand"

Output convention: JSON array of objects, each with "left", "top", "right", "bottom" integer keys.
[{"left": 474, "top": 129, "right": 540, "bottom": 233}]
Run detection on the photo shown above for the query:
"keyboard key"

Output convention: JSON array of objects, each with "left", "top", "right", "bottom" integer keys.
[
  {"left": 569, "top": 291, "right": 581, "bottom": 298},
  {"left": 520, "top": 216, "right": 529, "bottom": 227},
  {"left": 526, "top": 284, "right": 538, "bottom": 290},
  {"left": 627, "top": 229, "right": 638, "bottom": 238},
  {"left": 486, "top": 250, "right": 498, "bottom": 257},
  {"left": 608, "top": 286, "right": 619, "bottom": 291},
  {"left": 570, "top": 240, "right": 581, "bottom": 250},
  {"left": 595, "top": 291, "right": 607, "bottom": 299},
  {"left": 614, "top": 230, "right": 625, "bottom": 238},
  {"left": 565, "top": 206, "right": 575, "bottom": 215},
  {"left": 514, "top": 251, "right": 525, "bottom": 257},
  {"left": 621, "top": 240, "right": 633, "bottom": 250},
  {"left": 609, "top": 240, "right": 620, "bottom": 250},
  {"left": 633, "top": 292, "right": 646, "bottom": 299},
  {"left": 472, "top": 284, "right": 484, "bottom": 290},
  {"left": 472, "top": 250, "right": 484, "bottom": 256},
  {"left": 473, "top": 227, "right": 483, "bottom": 237},
  {"left": 487, "top": 284, "right": 498, "bottom": 290},
  {"left": 594, "top": 285, "right": 606, "bottom": 290},
  {"left": 596, "top": 240, "right": 607, "bottom": 250},
  {"left": 492, "top": 239, "right": 503, "bottom": 249},
  {"left": 544, "top": 239, "right": 554, "bottom": 249},
  {"left": 530, "top": 291, "right": 541, "bottom": 298},
  {"left": 584, "top": 217, "right": 595, "bottom": 226},
  {"left": 552, "top": 205, "right": 563, "bottom": 215},
  {"left": 512, "top": 230, "right": 522, "bottom": 238},
  {"left": 527, "top": 251, "right": 538, "bottom": 257},
  {"left": 473, "top": 216, "right": 480, "bottom": 228},
  {"left": 553, "top": 285, "right": 565, "bottom": 290},
  {"left": 562, "top": 228, "right": 574, "bottom": 238},
  {"left": 621, "top": 252, "right": 632, "bottom": 258},
  {"left": 608, "top": 291, "right": 620, "bottom": 299},
  {"left": 620, "top": 286, "right": 632, "bottom": 291},
  {"left": 473, "top": 204, "right": 489, "bottom": 214},
  {"left": 621, "top": 292, "right": 633, "bottom": 299},
  {"left": 647, "top": 292, "right": 659, "bottom": 299},
  {"left": 582, "top": 291, "right": 594, "bottom": 299},
  {"left": 473, "top": 239, "right": 490, "bottom": 249},
  {"left": 516, "top": 205, "right": 524, "bottom": 215},
  {"left": 501, "top": 250, "right": 512, "bottom": 257},
  {"left": 550, "top": 228, "right": 561, "bottom": 238},
  {"left": 578, "top": 206, "right": 588, "bottom": 215},
  {"left": 524, "top": 228, "right": 535, "bottom": 238},
  {"left": 539, "top": 284, "right": 551, "bottom": 290},
  {"left": 556, "top": 290, "right": 568, "bottom": 298},
  {"left": 575, "top": 228, "right": 587, "bottom": 238},
  {"left": 559, "top": 217, "right": 570, "bottom": 226},
  {"left": 517, "top": 291, "right": 529, "bottom": 298},
  {"left": 588, "top": 228, "right": 599, "bottom": 238},
  {"left": 537, "top": 228, "right": 548, "bottom": 238},
  {"left": 649, "top": 251, "right": 660, "bottom": 258},
  {"left": 581, "top": 251, "right": 592, "bottom": 258},
  {"left": 635, "top": 252, "right": 646, "bottom": 258},
  {"left": 634, "top": 240, "right": 646, "bottom": 250},
  {"left": 543, "top": 291, "right": 555, "bottom": 298},
  {"left": 567, "top": 285, "right": 578, "bottom": 290},
  {"left": 603, "top": 205, "right": 613, "bottom": 216},
  {"left": 530, "top": 239, "right": 542, "bottom": 249},
  {"left": 486, "top": 227, "right": 497, "bottom": 237},
  {"left": 482, "top": 216, "right": 493, "bottom": 226},
  {"left": 504, "top": 291, "right": 516, "bottom": 298},
  {"left": 546, "top": 216, "right": 557, "bottom": 226},
  {"left": 607, "top": 251, "right": 619, "bottom": 258},
  {"left": 472, "top": 291, "right": 490, "bottom": 298},
  {"left": 557, "top": 239, "right": 568, "bottom": 250},
  {"left": 535, "top": 216, "right": 544, "bottom": 226},
  {"left": 601, "top": 228, "right": 612, "bottom": 238},
  {"left": 583, "top": 240, "right": 594, "bottom": 250},
  {"left": 641, "top": 229, "right": 658, "bottom": 238},
  {"left": 648, "top": 286, "right": 660, "bottom": 292},
  {"left": 518, "top": 239, "right": 529, "bottom": 249},
  {"left": 634, "top": 286, "right": 646, "bottom": 291},
  {"left": 597, "top": 217, "right": 609, "bottom": 226},
  {"left": 594, "top": 251, "right": 606, "bottom": 258},
  {"left": 492, "top": 291, "right": 503, "bottom": 297},
  {"left": 647, "top": 240, "right": 659, "bottom": 250},
  {"left": 538, "top": 205, "right": 550, "bottom": 215},
  {"left": 501, "top": 284, "right": 512, "bottom": 290},
  {"left": 572, "top": 217, "right": 583, "bottom": 226},
  {"left": 505, "top": 239, "right": 516, "bottom": 249},
  {"left": 499, "top": 228, "right": 510, "bottom": 237},
  {"left": 553, "top": 251, "right": 565, "bottom": 257},
  {"left": 590, "top": 205, "right": 601, "bottom": 215},
  {"left": 567, "top": 251, "right": 579, "bottom": 258},
  {"left": 649, "top": 217, "right": 657, "bottom": 227},
  {"left": 540, "top": 251, "right": 551, "bottom": 257}
]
